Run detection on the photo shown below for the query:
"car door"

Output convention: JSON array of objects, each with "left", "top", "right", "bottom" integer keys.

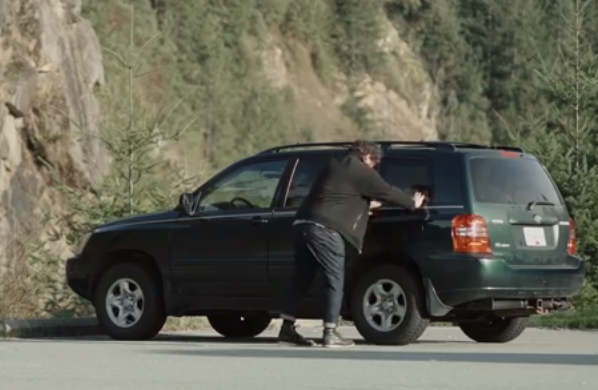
[
  {"left": 267, "top": 154, "right": 331, "bottom": 312},
  {"left": 170, "top": 157, "right": 292, "bottom": 303},
  {"left": 365, "top": 155, "right": 435, "bottom": 260}
]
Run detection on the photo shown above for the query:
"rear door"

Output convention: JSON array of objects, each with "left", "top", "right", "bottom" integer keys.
[
  {"left": 368, "top": 155, "right": 435, "bottom": 260},
  {"left": 467, "top": 152, "right": 572, "bottom": 267}
]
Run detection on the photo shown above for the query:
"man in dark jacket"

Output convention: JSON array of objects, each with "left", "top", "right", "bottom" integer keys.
[{"left": 277, "top": 140, "right": 425, "bottom": 348}]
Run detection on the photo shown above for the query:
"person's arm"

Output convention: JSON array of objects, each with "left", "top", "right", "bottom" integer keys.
[{"left": 352, "top": 164, "right": 416, "bottom": 210}]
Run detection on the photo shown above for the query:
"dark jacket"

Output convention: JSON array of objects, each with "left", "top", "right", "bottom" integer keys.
[{"left": 295, "top": 151, "right": 416, "bottom": 252}]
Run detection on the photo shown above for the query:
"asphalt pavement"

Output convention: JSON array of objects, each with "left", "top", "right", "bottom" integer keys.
[{"left": 1, "top": 325, "right": 596, "bottom": 390}]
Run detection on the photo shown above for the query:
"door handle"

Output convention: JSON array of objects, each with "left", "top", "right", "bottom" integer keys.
[{"left": 251, "top": 216, "right": 268, "bottom": 224}]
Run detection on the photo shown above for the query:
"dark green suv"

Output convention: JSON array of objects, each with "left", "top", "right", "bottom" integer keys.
[{"left": 65, "top": 141, "right": 586, "bottom": 345}]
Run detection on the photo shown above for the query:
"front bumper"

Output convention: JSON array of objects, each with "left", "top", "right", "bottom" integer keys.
[
  {"left": 65, "top": 256, "right": 93, "bottom": 301},
  {"left": 423, "top": 254, "right": 586, "bottom": 308}
]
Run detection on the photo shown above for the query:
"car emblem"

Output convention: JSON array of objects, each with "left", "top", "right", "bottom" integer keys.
[{"left": 533, "top": 215, "right": 542, "bottom": 224}]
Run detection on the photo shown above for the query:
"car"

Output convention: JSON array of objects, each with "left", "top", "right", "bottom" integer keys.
[{"left": 65, "top": 140, "right": 586, "bottom": 345}]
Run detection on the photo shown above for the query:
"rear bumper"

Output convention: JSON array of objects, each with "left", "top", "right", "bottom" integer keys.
[
  {"left": 424, "top": 254, "right": 586, "bottom": 309},
  {"left": 65, "top": 256, "right": 93, "bottom": 301}
]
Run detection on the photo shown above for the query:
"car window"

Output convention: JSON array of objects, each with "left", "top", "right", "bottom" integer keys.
[
  {"left": 468, "top": 157, "right": 563, "bottom": 205},
  {"left": 283, "top": 157, "right": 328, "bottom": 208},
  {"left": 379, "top": 157, "right": 433, "bottom": 204},
  {"left": 199, "top": 159, "right": 289, "bottom": 212}
]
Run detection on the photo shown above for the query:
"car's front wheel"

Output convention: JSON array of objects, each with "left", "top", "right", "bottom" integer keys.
[
  {"left": 94, "top": 262, "right": 166, "bottom": 340},
  {"left": 207, "top": 312, "right": 272, "bottom": 338},
  {"left": 458, "top": 316, "right": 529, "bottom": 343},
  {"left": 350, "top": 264, "right": 430, "bottom": 346}
]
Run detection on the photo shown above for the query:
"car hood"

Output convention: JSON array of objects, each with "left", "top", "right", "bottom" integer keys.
[{"left": 97, "top": 210, "right": 181, "bottom": 229}]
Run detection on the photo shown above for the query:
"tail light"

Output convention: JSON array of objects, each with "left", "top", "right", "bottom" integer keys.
[
  {"left": 568, "top": 219, "right": 577, "bottom": 255},
  {"left": 499, "top": 150, "right": 522, "bottom": 158},
  {"left": 452, "top": 214, "right": 492, "bottom": 254}
]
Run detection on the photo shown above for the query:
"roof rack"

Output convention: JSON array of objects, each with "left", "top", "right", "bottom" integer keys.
[
  {"left": 258, "top": 141, "right": 456, "bottom": 154},
  {"left": 444, "top": 142, "right": 524, "bottom": 153},
  {"left": 257, "top": 141, "right": 524, "bottom": 154},
  {"left": 258, "top": 142, "right": 355, "bottom": 154}
]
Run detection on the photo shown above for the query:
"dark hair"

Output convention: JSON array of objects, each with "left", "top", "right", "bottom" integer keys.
[{"left": 349, "top": 140, "right": 383, "bottom": 161}]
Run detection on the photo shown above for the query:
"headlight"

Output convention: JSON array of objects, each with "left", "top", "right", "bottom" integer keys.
[{"left": 74, "top": 232, "right": 92, "bottom": 255}]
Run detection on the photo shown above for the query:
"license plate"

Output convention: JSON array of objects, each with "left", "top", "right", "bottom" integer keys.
[{"left": 523, "top": 227, "right": 547, "bottom": 247}]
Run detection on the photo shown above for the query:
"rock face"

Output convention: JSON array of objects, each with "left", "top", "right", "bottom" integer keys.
[
  {"left": 0, "top": 0, "right": 109, "bottom": 250},
  {"left": 259, "top": 18, "right": 439, "bottom": 142}
]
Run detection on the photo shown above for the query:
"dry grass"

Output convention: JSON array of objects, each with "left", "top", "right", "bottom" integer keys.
[
  {"left": 162, "top": 316, "right": 210, "bottom": 331},
  {"left": 0, "top": 226, "right": 38, "bottom": 319},
  {"left": 0, "top": 218, "right": 94, "bottom": 320}
]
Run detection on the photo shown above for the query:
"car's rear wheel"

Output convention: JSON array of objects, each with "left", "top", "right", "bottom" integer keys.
[
  {"left": 94, "top": 262, "right": 166, "bottom": 340},
  {"left": 458, "top": 316, "right": 529, "bottom": 343},
  {"left": 207, "top": 312, "right": 272, "bottom": 338},
  {"left": 350, "top": 264, "right": 429, "bottom": 346}
]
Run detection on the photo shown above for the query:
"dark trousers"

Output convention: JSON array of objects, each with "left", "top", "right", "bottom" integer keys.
[{"left": 281, "top": 222, "right": 346, "bottom": 327}]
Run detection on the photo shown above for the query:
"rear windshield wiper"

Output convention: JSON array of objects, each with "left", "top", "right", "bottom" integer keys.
[{"left": 527, "top": 199, "right": 555, "bottom": 210}]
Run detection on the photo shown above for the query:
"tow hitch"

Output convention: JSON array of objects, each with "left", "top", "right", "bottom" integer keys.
[
  {"left": 535, "top": 299, "right": 549, "bottom": 315},
  {"left": 528, "top": 298, "right": 571, "bottom": 315}
]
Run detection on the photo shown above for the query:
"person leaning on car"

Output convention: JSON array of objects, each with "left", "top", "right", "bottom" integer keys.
[{"left": 278, "top": 140, "right": 426, "bottom": 348}]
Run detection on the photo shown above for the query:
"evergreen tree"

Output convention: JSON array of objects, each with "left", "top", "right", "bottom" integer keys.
[
  {"left": 332, "top": 0, "right": 385, "bottom": 74},
  {"left": 383, "top": 0, "right": 492, "bottom": 143},
  {"left": 459, "top": 0, "right": 549, "bottom": 143},
  {"left": 509, "top": 0, "right": 598, "bottom": 306},
  {"left": 46, "top": 4, "right": 199, "bottom": 259}
]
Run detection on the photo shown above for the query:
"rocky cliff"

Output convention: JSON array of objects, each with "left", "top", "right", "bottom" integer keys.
[
  {"left": 0, "top": 0, "right": 109, "bottom": 252},
  {"left": 258, "top": 17, "right": 439, "bottom": 144}
]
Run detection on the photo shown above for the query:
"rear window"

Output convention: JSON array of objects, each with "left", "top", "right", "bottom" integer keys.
[{"left": 468, "top": 157, "right": 563, "bottom": 206}]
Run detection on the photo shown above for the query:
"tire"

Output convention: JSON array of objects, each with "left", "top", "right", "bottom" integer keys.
[
  {"left": 207, "top": 312, "right": 272, "bottom": 338},
  {"left": 458, "top": 316, "right": 529, "bottom": 343},
  {"left": 94, "top": 262, "right": 166, "bottom": 340},
  {"left": 350, "top": 264, "right": 430, "bottom": 346}
]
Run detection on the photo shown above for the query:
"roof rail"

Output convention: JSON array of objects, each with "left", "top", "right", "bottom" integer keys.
[
  {"left": 258, "top": 140, "right": 456, "bottom": 154},
  {"left": 384, "top": 141, "right": 524, "bottom": 153},
  {"left": 258, "top": 142, "right": 355, "bottom": 154},
  {"left": 446, "top": 142, "right": 524, "bottom": 153},
  {"left": 257, "top": 141, "right": 524, "bottom": 154}
]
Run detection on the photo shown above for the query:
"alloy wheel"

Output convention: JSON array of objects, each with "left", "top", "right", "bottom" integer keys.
[
  {"left": 362, "top": 278, "right": 407, "bottom": 332},
  {"left": 105, "top": 278, "right": 145, "bottom": 328}
]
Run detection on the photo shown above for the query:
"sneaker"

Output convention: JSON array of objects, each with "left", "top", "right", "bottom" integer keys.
[
  {"left": 278, "top": 322, "right": 316, "bottom": 347},
  {"left": 321, "top": 328, "right": 355, "bottom": 348}
]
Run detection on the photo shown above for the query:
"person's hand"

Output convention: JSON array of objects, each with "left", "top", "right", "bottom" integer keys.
[
  {"left": 369, "top": 200, "right": 383, "bottom": 215},
  {"left": 412, "top": 191, "right": 425, "bottom": 208},
  {"left": 370, "top": 200, "right": 382, "bottom": 209}
]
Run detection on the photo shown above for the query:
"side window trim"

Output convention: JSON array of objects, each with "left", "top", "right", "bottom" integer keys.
[
  {"left": 277, "top": 155, "right": 330, "bottom": 210},
  {"left": 275, "top": 157, "right": 299, "bottom": 209},
  {"left": 270, "top": 157, "right": 297, "bottom": 209}
]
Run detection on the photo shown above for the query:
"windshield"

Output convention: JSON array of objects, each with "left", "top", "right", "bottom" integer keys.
[{"left": 468, "top": 156, "right": 563, "bottom": 206}]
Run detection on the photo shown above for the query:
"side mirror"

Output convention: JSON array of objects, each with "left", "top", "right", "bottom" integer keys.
[{"left": 177, "top": 192, "right": 200, "bottom": 216}]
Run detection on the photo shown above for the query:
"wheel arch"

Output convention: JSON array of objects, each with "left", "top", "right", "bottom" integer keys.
[
  {"left": 343, "top": 251, "right": 430, "bottom": 319},
  {"left": 91, "top": 249, "right": 164, "bottom": 299}
]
